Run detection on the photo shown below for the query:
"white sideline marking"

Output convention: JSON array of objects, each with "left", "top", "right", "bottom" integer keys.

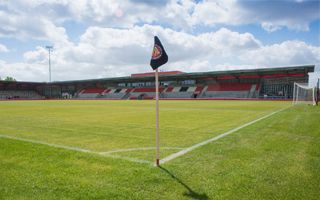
[
  {"left": 160, "top": 106, "right": 291, "bottom": 165},
  {"left": 0, "top": 134, "right": 93, "bottom": 153},
  {"left": 0, "top": 134, "right": 152, "bottom": 164},
  {"left": 103, "top": 154, "right": 152, "bottom": 164}
]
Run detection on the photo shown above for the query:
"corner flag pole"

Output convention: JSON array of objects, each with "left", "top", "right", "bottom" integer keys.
[
  {"left": 317, "top": 78, "right": 320, "bottom": 105},
  {"left": 150, "top": 36, "right": 168, "bottom": 167},
  {"left": 155, "top": 68, "right": 160, "bottom": 166}
]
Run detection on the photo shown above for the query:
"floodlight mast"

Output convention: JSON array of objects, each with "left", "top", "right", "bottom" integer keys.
[{"left": 46, "top": 46, "right": 53, "bottom": 82}]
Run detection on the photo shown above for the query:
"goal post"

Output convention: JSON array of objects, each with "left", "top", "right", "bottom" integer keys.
[{"left": 292, "top": 82, "right": 316, "bottom": 106}]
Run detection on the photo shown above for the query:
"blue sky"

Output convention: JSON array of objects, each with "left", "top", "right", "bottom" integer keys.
[{"left": 0, "top": 0, "right": 319, "bottom": 82}]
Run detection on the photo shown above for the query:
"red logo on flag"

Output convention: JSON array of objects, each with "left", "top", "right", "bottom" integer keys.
[{"left": 152, "top": 44, "right": 162, "bottom": 60}]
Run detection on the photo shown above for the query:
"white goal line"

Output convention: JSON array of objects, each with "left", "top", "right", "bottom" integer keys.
[{"left": 0, "top": 134, "right": 152, "bottom": 165}]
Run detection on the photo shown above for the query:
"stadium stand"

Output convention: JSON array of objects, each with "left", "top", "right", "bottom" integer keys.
[
  {"left": 100, "top": 88, "right": 128, "bottom": 99},
  {"left": 0, "top": 90, "right": 44, "bottom": 99},
  {"left": 76, "top": 86, "right": 204, "bottom": 99},
  {"left": 161, "top": 86, "right": 194, "bottom": 98},
  {"left": 128, "top": 87, "right": 165, "bottom": 100},
  {"left": 77, "top": 88, "right": 105, "bottom": 98},
  {"left": 0, "top": 65, "right": 314, "bottom": 100},
  {"left": 200, "top": 83, "right": 259, "bottom": 98}
]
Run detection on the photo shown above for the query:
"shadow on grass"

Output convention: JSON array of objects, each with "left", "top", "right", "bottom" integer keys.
[{"left": 159, "top": 166, "right": 209, "bottom": 200}]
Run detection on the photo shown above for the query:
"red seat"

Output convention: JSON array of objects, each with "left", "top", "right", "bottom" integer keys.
[
  {"left": 207, "top": 83, "right": 252, "bottom": 91},
  {"left": 132, "top": 88, "right": 165, "bottom": 93},
  {"left": 195, "top": 86, "right": 204, "bottom": 93},
  {"left": 82, "top": 88, "right": 105, "bottom": 94}
]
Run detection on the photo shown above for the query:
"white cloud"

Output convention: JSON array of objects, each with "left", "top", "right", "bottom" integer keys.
[
  {"left": 23, "top": 47, "right": 48, "bottom": 64},
  {"left": 241, "top": 40, "right": 320, "bottom": 67},
  {"left": 261, "top": 22, "right": 282, "bottom": 33},
  {"left": 0, "top": 1, "right": 318, "bottom": 82},
  {"left": 199, "top": 28, "right": 261, "bottom": 52},
  {"left": 191, "top": 0, "right": 240, "bottom": 26},
  {"left": 239, "top": 0, "right": 319, "bottom": 32},
  {"left": 0, "top": 43, "right": 9, "bottom": 52},
  {"left": 191, "top": 0, "right": 319, "bottom": 31},
  {"left": 0, "top": 60, "right": 48, "bottom": 81},
  {"left": 1, "top": 25, "right": 318, "bottom": 82},
  {"left": 0, "top": 10, "right": 70, "bottom": 46},
  {"left": 0, "top": 0, "right": 318, "bottom": 41}
]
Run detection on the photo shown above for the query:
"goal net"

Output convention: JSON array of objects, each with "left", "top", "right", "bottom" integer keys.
[{"left": 292, "top": 82, "right": 316, "bottom": 106}]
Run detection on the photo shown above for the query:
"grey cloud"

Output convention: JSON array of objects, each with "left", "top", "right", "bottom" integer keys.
[
  {"left": 238, "top": 0, "right": 318, "bottom": 18},
  {"left": 238, "top": 0, "right": 320, "bottom": 30}
]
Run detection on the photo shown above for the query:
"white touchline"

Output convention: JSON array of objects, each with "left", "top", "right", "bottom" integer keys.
[
  {"left": 0, "top": 134, "right": 152, "bottom": 165},
  {"left": 102, "top": 154, "right": 152, "bottom": 164},
  {"left": 159, "top": 106, "right": 291, "bottom": 165},
  {"left": 0, "top": 134, "right": 93, "bottom": 153}
]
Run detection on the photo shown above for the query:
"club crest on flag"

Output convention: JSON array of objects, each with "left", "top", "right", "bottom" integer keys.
[{"left": 152, "top": 44, "right": 162, "bottom": 60}]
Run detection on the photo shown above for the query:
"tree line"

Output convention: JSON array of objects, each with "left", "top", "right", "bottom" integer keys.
[{"left": 0, "top": 76, "right": 16, "bottom": 81}]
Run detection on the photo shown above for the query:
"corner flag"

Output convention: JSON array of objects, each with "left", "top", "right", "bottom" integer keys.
[
  {"left": 150, "top": 36, "right": 168, "bottom": 166},
  {"left": 150, "top": 36, "right": 168, "bottom": 70}
]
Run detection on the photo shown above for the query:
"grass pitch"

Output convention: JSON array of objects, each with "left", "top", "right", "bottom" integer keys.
[{"left": 0, "top": 100, "right": 319, "bottom": 199}]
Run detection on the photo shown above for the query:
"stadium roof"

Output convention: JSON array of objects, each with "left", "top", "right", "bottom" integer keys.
[
  {"left": 0, "top": 65, "right": 314, "bottom": 86},
  {"left": 51, "top": 65, "right": 314, "bottom": 85},
  {"left": 131, "top": 71, "right": 184, "bottom": 77}
]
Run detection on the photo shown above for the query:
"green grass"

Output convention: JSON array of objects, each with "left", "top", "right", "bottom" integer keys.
[
  {"left": 0, "top": 100, "right": 319, "bottom": 199},
  {"left": 0, "top": 100, "right": 287, "bottom": 161}
]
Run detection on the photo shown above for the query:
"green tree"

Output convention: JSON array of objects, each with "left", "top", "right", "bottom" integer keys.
[{"left": 4, "top": 76, "right": 16, "bottom": 81}]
